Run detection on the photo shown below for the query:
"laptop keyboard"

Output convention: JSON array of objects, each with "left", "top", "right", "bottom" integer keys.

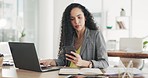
[
  {"left": 40, "top": 65, "right": 61, "bottom": 71},
  {"left": 41, "top": 66, "right": 52, "bottom": 70}
]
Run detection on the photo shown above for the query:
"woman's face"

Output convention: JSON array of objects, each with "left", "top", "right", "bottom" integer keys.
[{"left": 70, "top": 7, "right": 86, "bottom": 32}]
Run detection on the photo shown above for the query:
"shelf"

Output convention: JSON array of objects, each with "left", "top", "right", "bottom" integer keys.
[
  {"left": 104, "top": 29, "right": 129, "bottom": 31},
  {"left": 116, "top": 16, "right": 130, "bottom": 30}
]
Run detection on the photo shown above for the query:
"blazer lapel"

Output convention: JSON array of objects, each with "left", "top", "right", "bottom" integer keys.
[{"left": 80, "top": 28, "right": 90, "bottom": 56}]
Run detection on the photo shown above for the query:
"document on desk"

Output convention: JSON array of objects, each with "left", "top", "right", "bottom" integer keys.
[{"left": 59, "top": 67, "right": 103, "bottom": 75}]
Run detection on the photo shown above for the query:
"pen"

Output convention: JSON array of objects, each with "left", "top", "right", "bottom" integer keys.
[{"left": 66, "top": 75, "right": 72, "bottom": 78}]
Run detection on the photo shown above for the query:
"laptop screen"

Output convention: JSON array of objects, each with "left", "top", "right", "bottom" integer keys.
[
  {"left": 9, "top": 42, "right": 42, "bottom": 72},
  {"left": 119, "top": 38, "right": 143, "bottom": 52}
]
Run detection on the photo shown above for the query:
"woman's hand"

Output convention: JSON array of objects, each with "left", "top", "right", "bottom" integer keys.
[
  {"left": 66, "top": 51, "right": 90, "bottom": 67},
  {"left": 39, "top": 59, "right": 56, "bottom": 67}
]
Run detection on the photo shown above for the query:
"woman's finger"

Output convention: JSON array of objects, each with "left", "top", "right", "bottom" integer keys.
[
  {"left": 66, "top": 57, "right": 78, "bottom": 63},
  {"left": 65, "top": 54, "right": 75, "bottom": 59},
  {"left": 71, "top": 51, "right": 77, "bottom": 56}
]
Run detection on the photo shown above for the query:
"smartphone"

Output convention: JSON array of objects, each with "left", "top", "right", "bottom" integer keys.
[{"left": 63, "top": 46, "right": 76, "bottom": 59}]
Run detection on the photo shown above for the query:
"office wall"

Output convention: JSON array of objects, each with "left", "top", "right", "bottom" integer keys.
[
  {"left": 24, "top": 0, "right": 38, "bottom": 43},
  {"left": 38, "top": 0, "right": 54, "bottom": 59},
  {"left": 53, "top": 0, "right": 73, "bottom": 58},
  {"left": 132, "top": 0, "right": 148, "bottom": 38}
]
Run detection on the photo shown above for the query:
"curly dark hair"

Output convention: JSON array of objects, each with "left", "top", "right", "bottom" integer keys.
[{"left": 59, "top": 3, "right": 98, "bottom": 52}]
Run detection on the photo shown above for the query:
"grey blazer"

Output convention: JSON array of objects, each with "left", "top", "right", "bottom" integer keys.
[{"left": 55, "top": 28, "right": 109, "bottom": 68}]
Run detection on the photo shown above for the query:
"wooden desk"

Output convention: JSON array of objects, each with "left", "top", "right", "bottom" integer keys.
[
  {"left": 107, "top": 51, "right": 148, "bottom": 58},
  {"left": 0, "top": 66, "right": 148, "bottom": 78},
  {"left": 0, "top": 66, "right": 62, "bottom": 78}
]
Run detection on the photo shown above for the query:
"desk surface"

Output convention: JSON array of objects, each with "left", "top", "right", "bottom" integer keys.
[
  {"left": 0, "top": 66, "right": 148, "bottom": 78},
  {"left": 108, "top": 51, "right": 148, "bottom": 58},
  {"left": 0, "top": 66, "right": 61, "bottom": 78}
]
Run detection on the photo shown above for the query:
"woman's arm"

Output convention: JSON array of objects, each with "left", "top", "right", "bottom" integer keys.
[
  {"left": 54, "top": 49, "right": 67, "bottom": 66},
  {"left": 40, "top": 49, "right": 67, "bottom": 66},
  {"left": 92, "top": 31, "right": 109, "bottom": 68}
]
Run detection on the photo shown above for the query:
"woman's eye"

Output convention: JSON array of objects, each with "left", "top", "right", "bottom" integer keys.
[
  {"left": 78, "top": 17, "right": 82, "bottom": 19},
  {"left": 70, "top": 18, "right": 74, "bottom": 20}
]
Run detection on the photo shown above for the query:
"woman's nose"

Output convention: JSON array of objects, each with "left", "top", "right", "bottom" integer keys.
[{"left": 74, "top": 18, "right": 79, "bottom": 24}]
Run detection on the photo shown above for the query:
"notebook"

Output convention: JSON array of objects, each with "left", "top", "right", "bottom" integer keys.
[
  {"left": 59, "top": 67, "right": 103, "bottom": 75},
  {"left": 8, "top": 42, "right": 61, "bottom": 72}
]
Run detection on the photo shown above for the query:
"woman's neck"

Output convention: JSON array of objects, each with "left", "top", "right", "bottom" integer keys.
[
  {"left": 75, "top": 27, "right": 86, "bottom": 50},
  {"left": 76, "top": 27, "right": 85, "bottom": 39}
]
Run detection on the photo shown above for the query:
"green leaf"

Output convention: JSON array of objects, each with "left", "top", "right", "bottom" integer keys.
[
  {"left": 143, "top": 41, "right": 148, "bottom": 45},
  {"left": 143, "top": 41, "right": 148, "bottom": 48}
]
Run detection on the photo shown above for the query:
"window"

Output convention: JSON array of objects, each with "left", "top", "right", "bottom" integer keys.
[{"left": 0, "top": 0, "right": 18, "bottom": 42}]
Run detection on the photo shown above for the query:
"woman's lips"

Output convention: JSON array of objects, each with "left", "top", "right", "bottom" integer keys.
[{"left": 75, "top": 25, "right": 80, "bottom": 28}]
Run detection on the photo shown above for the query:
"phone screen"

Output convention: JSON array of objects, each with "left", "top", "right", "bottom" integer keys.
[{"left": 63, "top": 46, "right": 76, "bottom": 59}]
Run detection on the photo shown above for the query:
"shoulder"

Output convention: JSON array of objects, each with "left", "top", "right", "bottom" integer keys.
[{"left": 86, "top": 28, "right": 101, "bottom": 37}]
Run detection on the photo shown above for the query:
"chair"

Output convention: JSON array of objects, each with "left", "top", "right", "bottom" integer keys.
[
  {"left": 120, "top": 58, "right": 144, "bottom": 70},
  {"left": 119, "top": 38, "right": 144, "bottom": 70}
]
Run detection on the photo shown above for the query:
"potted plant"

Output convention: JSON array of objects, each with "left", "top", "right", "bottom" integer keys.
[
  {"left": 19, "top": 28, "right": 26, "bottom": 42},
  {"left": 143, "top": 41, "right": 148, "bottom": 51}
]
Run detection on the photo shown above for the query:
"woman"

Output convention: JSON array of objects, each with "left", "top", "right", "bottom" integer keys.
[{"left": 40, "top": 3, "right": 109, "bottom": 68}]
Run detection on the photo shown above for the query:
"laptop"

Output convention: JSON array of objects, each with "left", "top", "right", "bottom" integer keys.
[
  {"left": 119, "top": 38, "right": 143, "bottom": 52},
  {"left": 8, "top": 42, "right": 61, "bottom": 72}
]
